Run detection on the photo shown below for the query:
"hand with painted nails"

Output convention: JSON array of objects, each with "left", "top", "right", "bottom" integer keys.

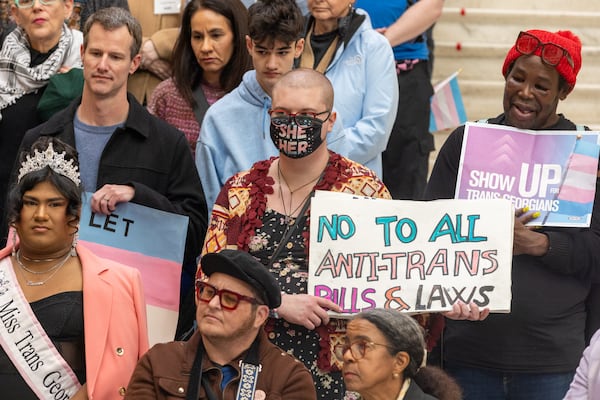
[{"left": 513, "top": 207, "right": 550, "bottom": 256}]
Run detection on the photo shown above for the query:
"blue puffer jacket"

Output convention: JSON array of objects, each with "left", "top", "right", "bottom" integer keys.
[{"left": 301, "top": 9, "right": 399, "bottom": 176}]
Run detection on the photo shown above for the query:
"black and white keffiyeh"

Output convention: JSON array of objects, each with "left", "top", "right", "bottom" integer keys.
[{"left": 0, "top": 23, "right": 82, "bottom": 120}]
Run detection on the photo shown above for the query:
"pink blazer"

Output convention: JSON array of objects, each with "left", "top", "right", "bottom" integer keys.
[
  {"left": 0, "top": 243, "right": 149, "bottom": 399},
  {"left": 79, "top": 244, "right": 149, "bottom": 399}
]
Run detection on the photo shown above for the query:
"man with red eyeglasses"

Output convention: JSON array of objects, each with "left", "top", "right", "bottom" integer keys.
[
  {"left": 125, "top": 249, "right": 316, "bottom": 399},
  {"left": 424, "top": 29, "right": 600, "bottom": 400}
]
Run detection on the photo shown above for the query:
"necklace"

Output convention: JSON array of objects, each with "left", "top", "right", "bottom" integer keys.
[
  {"left": 277, "top": 162, "right": 318, "bottom": 224},
  {"left": 19, "top": 249, "right": 71, "bottom": 263},
  {"left": 15, "top": 250, "right": 71, "bottom": 286},
  {"left": 277, "top": 161, "right": 322, "bottom": 195}
]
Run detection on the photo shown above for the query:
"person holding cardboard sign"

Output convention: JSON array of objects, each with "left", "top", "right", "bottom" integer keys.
[
  {"left": 17, "top": 7, "right": 208, "bottom": 340},
  {"left": 201, "top": 67, "right": 391, "bottom": 399},
  {"left": 202, "top": 67, "right": 488, "bottom": 399},
  {"left": 425, "top": 29, "right": 600, "bottom": 400}
]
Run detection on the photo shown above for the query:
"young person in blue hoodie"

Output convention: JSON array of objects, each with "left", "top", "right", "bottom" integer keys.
[{"left": 196, "top": 0, "right": 346, "bottom": 212}]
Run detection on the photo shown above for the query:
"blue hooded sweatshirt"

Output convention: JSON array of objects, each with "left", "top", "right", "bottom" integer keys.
[{"left": 196, "top": 70, "right": 348, "bottom": 212}]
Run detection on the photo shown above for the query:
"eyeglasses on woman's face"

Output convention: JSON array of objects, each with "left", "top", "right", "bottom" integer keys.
[
  {"left": 15, "top": 0, "right": 59, "bottom": 9},
  {"left": 195, "top": 280, "right": 262, "bottom": 311},
  {"left": 515, "top": 31, "right": 574, "bottom": 68},
  {"left": 334, "top": 337, "right": 394, "bottom": 362}
]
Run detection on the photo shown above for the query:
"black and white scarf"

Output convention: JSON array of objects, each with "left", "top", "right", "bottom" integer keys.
[{"left": 0, "top": 23, "right": 82, "bottom": 119}]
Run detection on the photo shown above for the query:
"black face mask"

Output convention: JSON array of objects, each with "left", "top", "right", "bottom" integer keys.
[{"left": 270, "top": 120, "right": 324, "bottom": 159}]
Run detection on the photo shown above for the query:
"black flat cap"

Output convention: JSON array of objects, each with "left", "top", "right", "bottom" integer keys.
[{"left": 201, "top": 250, "right": 281, "bottom": 309}]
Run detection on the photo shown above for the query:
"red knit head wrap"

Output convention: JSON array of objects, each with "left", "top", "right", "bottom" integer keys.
[{"left": 502, "top": 29, "right": 582, "bottom": 93}]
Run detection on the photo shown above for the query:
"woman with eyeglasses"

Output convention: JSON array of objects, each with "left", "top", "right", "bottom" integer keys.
[
  {"left": 0, "top": 0, "right": 82, "bottom": 250},
  {"left": 341, "top": 309, "right": 462, "bottom": 400},
  {"left": 425, "top": 30, "right": 600, "bottom": 400},
  {"left": 147, "top": 0, "right": 252, "bottom": 157},
  {"left": 0, "top": 137, "right": 148, "bottom": 399}
]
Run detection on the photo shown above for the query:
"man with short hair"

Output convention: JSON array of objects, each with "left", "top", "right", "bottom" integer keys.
[
  {"left": 125, "top": 249, "right": 316, "bottom": 399},
  {"left": 18, "top": 7, "right": 208, "bottom": 333},
  {"left": 195, "top": 0, "right": 346, "bottom": 212}
]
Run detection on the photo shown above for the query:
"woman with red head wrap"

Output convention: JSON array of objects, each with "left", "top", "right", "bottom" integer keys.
[{"left": 425, "top": 29, "right": 600, "bottom": 400}]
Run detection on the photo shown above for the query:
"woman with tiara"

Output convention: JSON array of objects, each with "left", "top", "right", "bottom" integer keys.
[{"left": 0, "top": 137, "right": 148, "bottom": 399}]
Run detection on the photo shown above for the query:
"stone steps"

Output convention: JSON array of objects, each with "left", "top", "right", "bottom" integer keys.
[{"left": 432, "top": 2, "right": 600, "bottom": 127}]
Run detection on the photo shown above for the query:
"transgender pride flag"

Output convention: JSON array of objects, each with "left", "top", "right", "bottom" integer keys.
[
  {"left": 429, "top": 71, "right": 467, "bottom": 132},
  {"left": 79, "top": 194, "right": 188, "bottom": 345},
  {"left": 551, "top": 137, "right": 600, "bottom": 224}
]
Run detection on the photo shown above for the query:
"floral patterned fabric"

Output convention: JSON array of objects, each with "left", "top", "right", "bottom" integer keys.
[{"left": 201, "top": 152, "right": 390, "bottom": 399}]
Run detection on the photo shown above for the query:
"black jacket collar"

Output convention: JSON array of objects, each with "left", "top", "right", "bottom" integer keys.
[{"left": 39, "top": 92, "right": 150, "bottom": 139}]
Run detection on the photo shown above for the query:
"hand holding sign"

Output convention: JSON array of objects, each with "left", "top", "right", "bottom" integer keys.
[
  {"left": 80, "top": 193, "right": 188, "bottom": 345},
  {"left": 443, "top": 301, "right": 490, "bottom": 321},
  {"left": 457, "top": 123, "right": 600, "bottom": 227},
  {"left": 278, "top": 293, "right": 342, "bottom": 330},
  {"left": 513, "top": 207, "right": 550, "bottom": 256},
  {"left": 91, "top": 184, "right": 135, "bottom": 214}
]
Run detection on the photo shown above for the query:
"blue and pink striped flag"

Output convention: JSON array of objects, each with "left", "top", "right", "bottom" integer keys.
[
  {"left": 554, "top": 138, "right": 600, "bottom": 219},
  {"left": 79, "top": 194, "right": 188, "bottom": 345},
  {"left": 429, "top": 71, "right": 467, "bottom": 132}
]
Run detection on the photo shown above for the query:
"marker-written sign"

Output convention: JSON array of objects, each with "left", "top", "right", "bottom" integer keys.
[
  {"left": 457, "top": 123, "right": 600, "bottom": 227},
  {"left": 308, "top": 191, "right": 513, "bottom": 316},
  {"left": 79, "top": 193, "right": 188, "bottom": 345}
]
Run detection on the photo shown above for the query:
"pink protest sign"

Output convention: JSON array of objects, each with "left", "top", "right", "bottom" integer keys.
[{"left": 457, "top": 123, "right": 600, "bottom": 227}]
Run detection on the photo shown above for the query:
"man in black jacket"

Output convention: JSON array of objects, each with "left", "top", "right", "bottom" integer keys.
[{"left": 18, "top": 7, "right": 208, "bottom": 337}]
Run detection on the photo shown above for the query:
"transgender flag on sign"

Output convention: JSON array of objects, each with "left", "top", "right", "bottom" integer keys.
[
  {"left": 551, "top": 137, "right": 600, "bottom": 223},
  {"left": 78, "top": 193, "right": 188, "bottom": 346},
  {"left": 429, "top": 71, "right": 468, "bottom": 132}
]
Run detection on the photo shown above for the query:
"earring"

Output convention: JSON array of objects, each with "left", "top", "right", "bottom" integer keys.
[
  {"left": 70, "top": 230, "right": 79, "bottom": 257},
  {"left": 11, "top": 229, "right": 17, "bottom": 257},
  {"left": 393, "top": 373, "right": 399, "bottom": 379}
]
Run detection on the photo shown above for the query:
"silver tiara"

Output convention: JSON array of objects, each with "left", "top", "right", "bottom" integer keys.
[{"left": 17, "top": 142, "right": 81, "bottom": 186}]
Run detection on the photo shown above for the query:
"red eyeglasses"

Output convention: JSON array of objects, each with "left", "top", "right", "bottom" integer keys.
[
  {"left": 515, "top": 31, "right": 574, "bottom": 68},
  {"left": 195, "top": 281, "right": 262, "bottom": 310}
]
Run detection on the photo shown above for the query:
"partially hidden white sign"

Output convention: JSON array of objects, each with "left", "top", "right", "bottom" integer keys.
[{"left": 308, "top": 191, "right": 514, "bottom": 316}]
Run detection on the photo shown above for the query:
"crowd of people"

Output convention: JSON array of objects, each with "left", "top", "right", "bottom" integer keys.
[{"left": 0, "top": 0, "right": 598, "bottom": 399}]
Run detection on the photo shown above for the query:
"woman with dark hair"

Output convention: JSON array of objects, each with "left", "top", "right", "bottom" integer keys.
[
  {"left": 340, "top": 309, "right": 462, "bottom": 400},
  {"left": 0, "top": 0, "right": 82, "bottom": 247},
  {"left": 148, "top": 0, "right": 252, "bottom": 156},
  {"left": 1, "top": 137, "right": 148, "bottom": 399}
]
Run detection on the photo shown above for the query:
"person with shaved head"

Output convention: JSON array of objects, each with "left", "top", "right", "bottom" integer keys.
[
  {"left": 195, "top": 0, "right": 349, "bottom": 215},
  {"left": 202, "top": 68, "right": 390, "bottom": 398}
]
